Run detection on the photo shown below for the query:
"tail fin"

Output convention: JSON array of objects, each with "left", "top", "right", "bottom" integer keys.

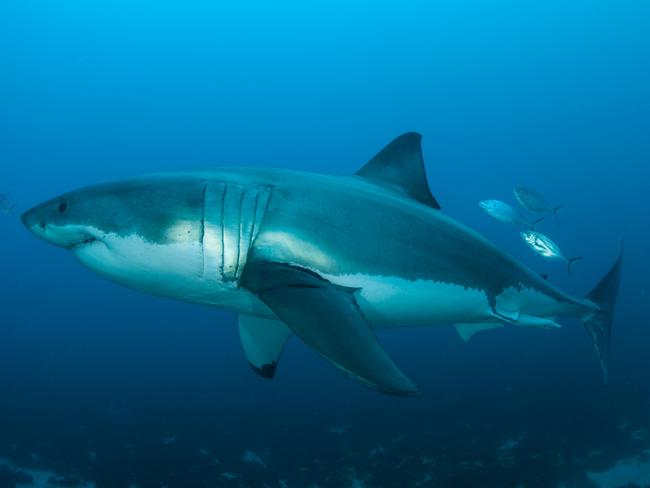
[
  {"left": 552, "top": 205, "right": 564, "bottom": 224},
  {"left": 581, "top": 245, "right": 623, "bottom": 383},
  {"left": 530, "top": 217, "right": 545, "bottom": 229},
  {"left": 568, "top": 256, "right": 582, "bottom": 276}
]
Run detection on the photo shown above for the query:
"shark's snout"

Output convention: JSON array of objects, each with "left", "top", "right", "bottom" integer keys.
[
  {"left": 20, "top": 209, "right": 29, "bottom": 228},
  {"left": 21, "top": 200, "right": 97, "bottom": 249},
  {"left": 21, "top": 206, "right": 46, "bottom": 235},
  {"left": 21, "top": 203, "right": 53, "bottom": 244}
]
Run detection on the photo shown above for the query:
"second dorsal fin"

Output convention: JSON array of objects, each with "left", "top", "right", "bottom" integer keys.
[{"left": 356, "top": 132, "right": 440, "bottom": 209}]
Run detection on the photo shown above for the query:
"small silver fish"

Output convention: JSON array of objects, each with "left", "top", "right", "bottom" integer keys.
[
  {"left": 520, "top": 230, "right": 581, "bottom": 275},
  {"left": 513, "top": 187, "right": 563, "bottom": 223},
  {"left": 479, "top": 200, "right": 544, "bottom": 228},
  {"left": 0, "top": 193, "right": 15, "bottom": 215}
]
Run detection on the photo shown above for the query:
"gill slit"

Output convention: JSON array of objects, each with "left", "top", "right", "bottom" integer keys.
[
  {"left": 246, "top": 191, "right": 260, "bottom": 265},
  {"left": 199, "top": 183, "right": 207, "bottom": 276},
  {"left": 234, "top": 186, "right": 245, "bottom": 279},
  {"left": 219, "top": 183, "right": 226, "bottom": 277}
]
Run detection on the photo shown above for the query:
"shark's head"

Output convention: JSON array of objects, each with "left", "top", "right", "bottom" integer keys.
[
  {"left": 21, "top": 175, "right": 213, "bottom": 300},
  {"left": 22, "top": 191, "right": 104, "bottom": 250}
]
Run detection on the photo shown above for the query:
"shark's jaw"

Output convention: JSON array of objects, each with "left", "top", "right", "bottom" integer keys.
[
  {"left": 70, "top": 235, "right": 101, "bottom": 251},
  {"left": 23, "top": 220, "right": 104, "bottom": 251}
]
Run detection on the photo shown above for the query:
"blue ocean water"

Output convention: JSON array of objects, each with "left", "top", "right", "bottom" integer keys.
[{"left": 1, "top": 1, "right": 649, "bottom": 486}]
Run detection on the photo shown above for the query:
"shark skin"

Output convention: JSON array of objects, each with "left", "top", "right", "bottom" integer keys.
[{"left": 21, "top": 133, "right": 622, "bottom": 395}]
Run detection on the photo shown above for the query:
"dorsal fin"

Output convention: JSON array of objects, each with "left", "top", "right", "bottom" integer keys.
[{"left": 356, "top": 132, "right": 440, "bottom": 209}]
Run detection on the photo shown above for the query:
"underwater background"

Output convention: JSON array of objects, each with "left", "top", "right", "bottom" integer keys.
[{"left": 1, "top": 0, "right": 649, "bottom": 486}]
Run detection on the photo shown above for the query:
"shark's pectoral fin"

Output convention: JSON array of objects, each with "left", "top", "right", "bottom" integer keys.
[
  {"left": 454, "top": 322, "right": 504, "bottom": 342},
  {"left": 242, "top": 262, "right": 420, "bottom": 396},
  {"left": 238, "top": 314, "right": 292, "bottom": 379}
]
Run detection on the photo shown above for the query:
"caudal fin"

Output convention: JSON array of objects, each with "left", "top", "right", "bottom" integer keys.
[
  {"left": 530, "top": 217, "right": 545, "bottom": 230},
  {"left": 568, "top": 256, "right": 582, "bottom": 276},
  {"left": 581, "top": 245, "right": 623, "bottom": 383}
]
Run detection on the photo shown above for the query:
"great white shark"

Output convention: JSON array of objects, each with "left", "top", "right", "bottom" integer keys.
[{"left": 21, "top": 133, "right": 622, "bottom": 396}]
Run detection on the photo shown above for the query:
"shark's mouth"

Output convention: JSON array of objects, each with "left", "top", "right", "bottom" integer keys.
[{"left": 70, "top": 236, "right": 99, "bottom": 250}]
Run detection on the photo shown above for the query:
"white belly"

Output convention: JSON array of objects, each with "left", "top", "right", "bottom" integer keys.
[
  {"left": 322, "top": 272, "right": 493, "bottom": 327},
  {"left": 75, "top": 232, "right": 564, "bottom": 329}
]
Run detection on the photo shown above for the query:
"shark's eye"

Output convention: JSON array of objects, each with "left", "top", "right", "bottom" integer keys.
[{"left": 58, "top": 202, "right": 68, "bottom": 214}]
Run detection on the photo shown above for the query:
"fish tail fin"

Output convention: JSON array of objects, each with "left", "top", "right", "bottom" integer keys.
[
  {"left": 568, "top": 256, "right": 582, "bottom": 276},
  {"left": 552, "top": 205, "right": 564, "bottom": 224},
  {"left": 581, "top": 244, "right": 623, "bottom": 383},
  {"left": 530, "top": 217, "right": 545, "bottom": 229}
]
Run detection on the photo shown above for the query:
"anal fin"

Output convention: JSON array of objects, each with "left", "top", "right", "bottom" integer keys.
[{"left": 454, "top": 322, "right": 504, "bottom": 342}]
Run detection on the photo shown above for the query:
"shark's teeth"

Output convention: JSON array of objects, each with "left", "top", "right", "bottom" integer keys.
[{"left": 70, "top": 237, "right": 97, "bottom": 250}]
